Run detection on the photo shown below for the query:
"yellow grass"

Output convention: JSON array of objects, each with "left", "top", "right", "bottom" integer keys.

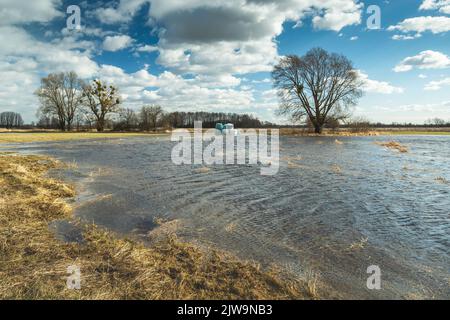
[
  {"left": 0, "top": 153, "right": 311, "bottom": 299},
  {"left": 0, "top": 132, "right": 167, "bottom": 144},
  {"left": 375, "top": 141, "right": 408, "bottom": 153},
  {"left": 194, "top": 167, "right": 211, "bottom": 174},
  {"left": 2, "top": 129, "right": 449, "bottom": 144},
  {"left": 278, "top": 128, "right": 450, "bottom": 137}
]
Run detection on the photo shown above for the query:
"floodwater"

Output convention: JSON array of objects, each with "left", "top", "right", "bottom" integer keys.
[{"left": 4, "top": 135, "right": 450, "bottom": 299}]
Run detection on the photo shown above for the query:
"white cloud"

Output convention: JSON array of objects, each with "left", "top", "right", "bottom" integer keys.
[
  {"left": 424, "top": 77, "right": 450, "bottom": 90},
  {"left": 93, "top": 0, "right": 363, "bottom": 84},
  {"left": 0, "top": 26, "right": 100, "bottom": 121},
  {"left": 392, "top": 34, "right": 422, "bottom": 40},
  {"left": 136, "top": 45, "right": 159, "bottom": 53},
  {"left": 252, "top": 78, "right": 272, "bottom": 84},
  {"left": 420, "top": 0, "right": 450, "bottom": 14},
  {"left": 83, "top": 65, "right": 254, "bottom": 112},
  {"left": 393, "top": 50, "right": 450, "bottom": 72},
  {"left": 350, "top": 36, "right": 358, "bottom": 40},
  {"left": 103, "top": 35, "right": 134, "bottom": 51},
  {"left": 357, "top": 71, "right": 404, "bottom": 94},
  {"left": 95, "top": 0, "right": 148, "bottom": 24},
  {"left": 312, "top": 1, "right": 363, "bottom": 31},
  {"left": 0, "top": 0, "right": 62, "bottom": 25},
  {"left": 388, "top": 16, "right": 450, "bottom": 34},
  {"left": 362, "top": 101, "right": 450, "bottom": 124}
]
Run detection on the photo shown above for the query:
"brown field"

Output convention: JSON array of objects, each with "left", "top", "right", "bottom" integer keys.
[
  {"left": 1, "top": 127, "right": 449, "bottom": 144},
  {"left": 0, "top": 153, "right": 312, "bottom": 299},
  {"left": 277, "top": 127, "right": 450, "bottom": 137}
]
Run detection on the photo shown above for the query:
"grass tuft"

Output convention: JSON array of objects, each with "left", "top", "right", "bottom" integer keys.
[{"left": 375, "top": 141, "right": 408, "bottom": 153}]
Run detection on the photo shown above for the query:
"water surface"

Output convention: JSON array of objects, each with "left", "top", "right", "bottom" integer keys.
[{"left": 5, "top": 135, "right": 450, "bottom": 299}]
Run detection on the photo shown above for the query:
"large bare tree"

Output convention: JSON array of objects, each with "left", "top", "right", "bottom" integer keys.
[
  {"left": 35, "top": 72, "right": 83, "bottom": 131},
  {"left": 82, "top": 79, "right": 121, "bottom": 132},
  {"left": 272, "top": 48, "right": 363, "bottom": 134}
]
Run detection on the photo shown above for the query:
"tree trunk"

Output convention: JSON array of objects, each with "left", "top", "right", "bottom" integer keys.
[
  {"left": 314, "top": 124, "right": 323, "bottom": 134},
  {"left": 59, "top": 120, "right": 66, "bottom": 132},
  {"left": 97, "top": 118, "right": 105, "bottom": 132}
]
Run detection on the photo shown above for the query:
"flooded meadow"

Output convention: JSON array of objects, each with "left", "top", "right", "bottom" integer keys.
[{"left": 4, "top": 135, "right": 449, "bottom": 299}]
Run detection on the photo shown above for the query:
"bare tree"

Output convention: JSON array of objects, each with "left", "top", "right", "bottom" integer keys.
[
  {"left": 426, "top": 118, "right": 446, "bottom": 126},
  {"left": 273, "top": 48, "right": 363, "bottom": 134},
  {"left": 116, "top": 108, "right": 138, "bottom": 130},
  {"left": 347, "top": 116, "right": 372, "bottom": 133},
  {"left": 35, "top": 72, "right": 83, "bottom": 131},
  {"left": 140, "top": 105, "right": 163, "bottom": 131},
  {"left": 62, "top": 72, "right": 84, "bottom": 130},
  {"left": 82, "top": 79, "right": 120, "bottom": 132}
]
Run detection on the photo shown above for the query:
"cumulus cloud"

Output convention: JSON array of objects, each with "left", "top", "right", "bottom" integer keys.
[
  {"left": 311, "top": 1, "right": 363, "bottom": 31},
  {"left": 92, "top": 0, "right": 363, "bottom": 82},
  {"left": 393, "top": 50, "right": 450, "bottom": 72},
  {"left": 424, "top": 77, "right": 450, "bottom": 90},
  {"left": 0, "top": 25, "right": 100, "bottom": 120},
  {"left": 98, "top": 67, "right": 254, "bottom": 111},
  {"left": 0, "top": 0, "right": 62, "bottom": 25},
  {"left": 103, "top": 35, "right": 134, "bottom": 51},
  {"left": 357, "top": 71, "right": 404, "bottom": 94},
  {"left": 95, "top": 0, "right": 148, "bottom": 24},
  {"left": 420, "top": 0, "right": 450, "bottom": 14},
  {"left": 388, "top": 16, "right": 450, "bottom": 34}
]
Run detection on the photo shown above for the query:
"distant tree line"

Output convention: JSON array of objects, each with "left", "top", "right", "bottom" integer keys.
[
  {"left": 32, "top": 71, "right": 275, "bottom": 131},
  {"left": 161, "top": 112, "right": 273, "bottom": 129},
  {"left": 113, "top": 108, "right": 275, "bottom": 131},
  {"left": 0, "top": 112, "right": 23, "bottom": 129},
  {"left": 2, "top": 69, "right": 446, "bottom": 132}
]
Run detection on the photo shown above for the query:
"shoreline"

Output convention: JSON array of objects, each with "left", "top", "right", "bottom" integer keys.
[
  {"left": 1, "top": 129, "right": 450, "bottom": 144},
  {"left": 0, "top": 153, "right": 312, "bottom": 299}
]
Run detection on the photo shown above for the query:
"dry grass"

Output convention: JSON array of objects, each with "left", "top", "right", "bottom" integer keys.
[
  {"left": 303, "top": 270, "right": 321, "bottom": 300},
  {"left": 194, "top": 167, "right": 211, "bottom": 174},
  {"left": 331, "top": 164, "right": 342, "bottom": 174},
  {"left": 375, "top": 141, "right": 409, "bottom": 153},
  {"left": 347, "top": 237, "right": 369, "bottom": 251},
  {"left": 0, "top": 132, "right": 166, "bottom": 144},
  {"left": 435, "top": 177, "right": 448, "bottom": 184},
  {"left": 278, "top": 128, "right": 381, "bottom": 137},
  {"left": 278, "top": 128, "right": 450, "bottom": 137},
  {"left": 0, "top": 153, "right": 311, "bottom": 300},
  {"left": 287, "top": 161, "right": 303, "bottom": 169}
]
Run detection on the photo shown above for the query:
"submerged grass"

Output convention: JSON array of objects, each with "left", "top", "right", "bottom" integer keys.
[
  {"left": 0, "top": 153, "right": 310, "bottom": 300},
  {"left": 376, "top": 141, "right": 409, "bottom": 153}
]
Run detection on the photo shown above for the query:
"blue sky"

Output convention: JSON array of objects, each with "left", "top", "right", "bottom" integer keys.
[{"left": 0, "top": 0, "right": 449, "bottom": 124}]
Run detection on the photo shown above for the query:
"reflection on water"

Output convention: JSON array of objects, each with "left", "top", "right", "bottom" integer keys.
[{"left": 5, "top": 135, "right": 450, "bottom": 299}]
